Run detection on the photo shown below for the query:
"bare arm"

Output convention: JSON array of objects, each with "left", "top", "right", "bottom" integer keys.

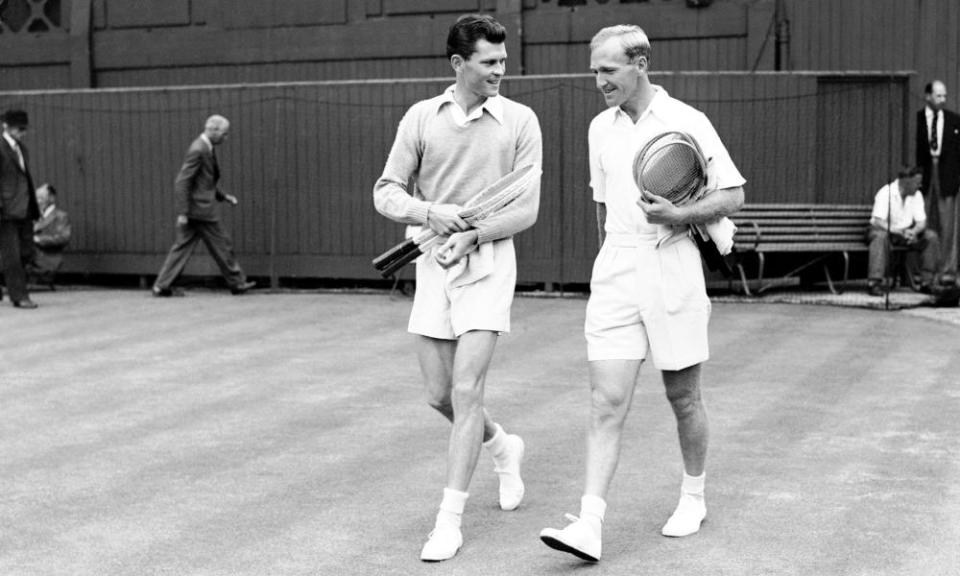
[
  {"left": 639, "top": 186, "right": 744, "bottom": 226},
  {"left": 596, "top": 201, "right": 606, "bottom": 247}
]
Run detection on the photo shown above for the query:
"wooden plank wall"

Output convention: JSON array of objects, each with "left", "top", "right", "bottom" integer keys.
[{"left": 0, "top": 72, "right": 907, "bottom": 285}]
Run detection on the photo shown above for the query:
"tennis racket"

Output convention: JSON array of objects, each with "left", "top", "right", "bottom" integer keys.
[
  {"left": 373, "top": 163, "right": 539, "bottom": 278},
  {"left": 633, "top": 131, "right": 732, "bottom": 276}
]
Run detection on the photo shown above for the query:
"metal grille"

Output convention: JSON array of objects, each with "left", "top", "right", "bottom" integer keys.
[{"left": 0, "top": 0, "right": 62, "bottom": 34}]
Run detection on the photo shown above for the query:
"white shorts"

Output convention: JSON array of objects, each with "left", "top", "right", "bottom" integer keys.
[
  {"left": 408, "top": 238, "right": 517, "bottom": 340},
  {"left": 585, "top": 232, "right": 711, "bottom": 370}
]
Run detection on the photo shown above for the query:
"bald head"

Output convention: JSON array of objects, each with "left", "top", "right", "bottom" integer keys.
[
  {"left": 203, "top": 114, "right": 230, "bottom": 145},
  {"left": 925, "top": 80, "right": 947, "bottom": 111}
]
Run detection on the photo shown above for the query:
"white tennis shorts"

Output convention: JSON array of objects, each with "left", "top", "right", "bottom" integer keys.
[
  {"left": 585, "top": 232, "right": 711, "bottom": 370},
  {"left": 408, "top": 238, "right": 516, "bottom": 340}
]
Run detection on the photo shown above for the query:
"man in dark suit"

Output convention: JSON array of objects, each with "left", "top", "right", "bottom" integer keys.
[
  {"left": 0, "top": 109, "right": 41, "bottom": 309},
  {"left": 916, "top": 80, "right": 960, "bottom": 285},
  {"left": 30, "top": 183, "right": 72, "bottom": 285},
  {"left": 152, "top": 115, "right": 255, "bottom": 297}
]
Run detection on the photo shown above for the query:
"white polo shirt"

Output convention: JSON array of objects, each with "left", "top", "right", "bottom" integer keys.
[
  {"left": 871, "top": 180, "right": 926, "bottom": 231},
  {"left": 588, "top": 85, "right": 746, "bottom": 237}
]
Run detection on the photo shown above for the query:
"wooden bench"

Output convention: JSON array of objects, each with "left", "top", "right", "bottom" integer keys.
[{"left": 728, "top": 204, "right": 873, "bottom": 295}]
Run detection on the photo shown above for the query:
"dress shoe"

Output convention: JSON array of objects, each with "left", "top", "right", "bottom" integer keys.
[
  {"left": 152, "top": 286, "right": 184, "bottom": 297},
  {"left": 867, "top": 283, "right": 885, "bottom": 297},
  {"left": 230, "top": 280, "right": 256, "bottom": 295},
  {"left": 13, "top": 299, "right": 38, "bottom": 309}
]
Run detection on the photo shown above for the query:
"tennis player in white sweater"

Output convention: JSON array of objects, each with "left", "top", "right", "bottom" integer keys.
[{"left": 373, "top": 13, "right": 542, "bottom": 563}]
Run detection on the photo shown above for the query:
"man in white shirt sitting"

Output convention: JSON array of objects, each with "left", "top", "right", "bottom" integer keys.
[{"left": 867, "top": 165, "right": 940, "bottom": 295}]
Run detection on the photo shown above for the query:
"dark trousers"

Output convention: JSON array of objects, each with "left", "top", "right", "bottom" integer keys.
[
  {"left": 868, "top": 228, "right": 940, "bottom": 284},
  {"left": 937, "top": 194, "right": 959, "bottom": 278},
  {"left": 154, "top": 219, "right": 246, "bottom": 290},
  {"left": 0, "top": 218, "right": 35, "bottom": 302}
]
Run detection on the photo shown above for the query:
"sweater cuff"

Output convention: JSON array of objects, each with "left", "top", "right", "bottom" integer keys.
[{"left": 408, "top": 199, "right": 431, "bottom": 225}]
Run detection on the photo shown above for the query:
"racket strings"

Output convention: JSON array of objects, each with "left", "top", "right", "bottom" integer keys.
[{"left": 634, "top": 133, "right": 708, "bottom": 206}]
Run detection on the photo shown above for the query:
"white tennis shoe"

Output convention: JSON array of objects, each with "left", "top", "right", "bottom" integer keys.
[
  {"left": 493, "top": 434, "right": 525, "bottom": 510},
  {"left": 661, "top": 494, "right": 706, "bottom": 537},
  {"left": 420, "top": 523, "right": 463, "bottom": 562},
  {"left": 539, "top": 513, "right": 601, "bottom": 562}
]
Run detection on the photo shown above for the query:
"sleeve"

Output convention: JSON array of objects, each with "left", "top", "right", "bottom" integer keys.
[
  {"left": 913, "top": 193, "right": 927, "bottom": 224},
  {"left": 691, "top": 112, "right": 746, "bottom": 191},
  {"left": 870, "top": 188, "right": 887, "bottom": 221},
  {"left": 588, "top": 119, "right": 605, "bottom": 203},
  {"left": 36, "top": 211, "right": 71, "bottom": 248},
  {"left": 473, "top": 107, "right": 543, "bottom": 245},
  {"left": 174, "top": 146, "right": 201, "bottom": 216},
  {"left": 372, "top": 105, "right": 431, "bottom": 225}
]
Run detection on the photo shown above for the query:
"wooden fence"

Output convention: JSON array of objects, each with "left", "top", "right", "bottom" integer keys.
[{"left": 0, "top": 72, "right": 910, "bottom": 286}]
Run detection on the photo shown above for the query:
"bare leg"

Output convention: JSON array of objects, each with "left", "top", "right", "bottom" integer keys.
[
  {"left": 662, "top": 363, "right": 707, "bottom": 476},
  {"left": 584, "top": 359, "right": 643, "bottom": 499},
  {"left": 416, "top": 335, "right": 499, "bottom": 443}
]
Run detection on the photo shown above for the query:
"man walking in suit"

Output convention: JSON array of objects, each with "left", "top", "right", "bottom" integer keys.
[
  {"left": 30, "top": 183, "right": 72, "bottom": 285},
  {"left": 153, "top": 115, "right": 255, "bottom": 297},
  {"left": 0, "top": 109, "right": 41, "bottom": 309},
  {"left": 916, "top": 80, "right": 960, "bottom": 285}
]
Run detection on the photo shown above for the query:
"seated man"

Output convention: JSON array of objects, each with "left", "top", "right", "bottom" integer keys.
[
  {"left": 867, "top": 166, "right": 939, "bottom": 295},
  {"left": 30, "top": 183, "right": 71, "bottom": 285}
]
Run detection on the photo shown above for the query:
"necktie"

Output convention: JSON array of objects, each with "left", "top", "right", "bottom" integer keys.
[
  {"left": 931, "top": 111, "right": 939, "bottom": 152},
  {"left": 12, "top": 142, "right": 25, "bottom": 171}
]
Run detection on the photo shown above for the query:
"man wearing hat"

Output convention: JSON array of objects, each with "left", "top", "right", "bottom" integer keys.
[{"left": 0, "top": 109, "right": 41, "bottom": 309}]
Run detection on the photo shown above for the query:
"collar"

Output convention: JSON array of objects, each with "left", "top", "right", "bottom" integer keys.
[
  {"left": 437, "top": 85, "right": 505, "bottom": 125},
  {"left": 3, "top": 131, "right": 19, "bottom": 150},
  {"left": 200, "top": 133, "right": 213, "bottom": 151},
  {"left": 612, "top": 85, "right": 668, "bottom": 126},
  {"left": 927, "top": 106, "right": 941, "bottom": 118},
  {"left": 42, "top": 204, "right": 56, "bottom": 218}
]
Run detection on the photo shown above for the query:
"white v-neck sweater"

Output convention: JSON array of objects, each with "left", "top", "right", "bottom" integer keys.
[{"left": 373, "top": 92, "right": 542, "bottom": 245}]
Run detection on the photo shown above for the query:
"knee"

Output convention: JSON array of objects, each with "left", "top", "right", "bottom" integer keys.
[
  {"left": 590, "top": 386, "right": 631, "bottom": 425},
  {"left": 665, "top": 386, "right": 703, "bottom": 419},
  {"left": 450, "top": 377, "right": 484, "bottom": 410},
  {"left": 425, "top": 390, "right": 453, "bottom": 414}
]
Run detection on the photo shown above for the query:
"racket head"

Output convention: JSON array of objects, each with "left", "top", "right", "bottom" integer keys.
[
  {"left": 633, "top": 131, "right": 707, "bottom": 206},
  {"left": 459, "top": 164, "right": 539, "bottom": 222}
]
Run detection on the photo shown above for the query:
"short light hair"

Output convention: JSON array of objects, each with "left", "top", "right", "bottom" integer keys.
[
  {"left": 205, "top": 114, "right": 229, "bottom": 131},
  {"left": 590, "top": 25, "right": 651, "bottom": 64}
]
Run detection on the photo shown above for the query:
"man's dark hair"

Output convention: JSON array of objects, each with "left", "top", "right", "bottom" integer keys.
[
  {"left": 897, "top": 165, "right": 922, "bottom": 179},
  {"left": 446, "top": 14, "right": 506, "bottom": 60},
  {"left": 2, "top": 109, "right": 29, "bottom": 128},
  {"left": 925, "top": 82, "right": 934, "bottom": 94},
  {"left": 42, "top": 183, "right": 58, "bottom": 196}
]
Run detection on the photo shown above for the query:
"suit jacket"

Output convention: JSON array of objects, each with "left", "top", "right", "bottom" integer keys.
[
  {"left": 0, "top": 136, "right": 40, "bottom": 221},
  {"left": 916, "top": 107, "right": 960, "bottom": 198},
  {"left": 33, "top": 205, "right": 72, "bottom": 272},
  {"left": 174, "top": 135, "right": 225, "bottom": 221}
]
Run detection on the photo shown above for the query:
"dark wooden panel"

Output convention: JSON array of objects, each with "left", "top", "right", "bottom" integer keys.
[
  {"left": 0, "top": 36, "right": 72, "bottom": 64},
  {"left": 0, "top": 72, "right": 910, "bottom": 285},
  {"left": 384, "top": 0, "right": 482, "bottom": 15},
  {"left": 105, "top": 0, "right": 190, "bottom": 28},
  {"left": 222, "top": 0, "right": 348, "bottom": 29},
  {"left": 523, "top": 1, "right": 747, "bottom": 44},
  {"left": 91, "top": 20, "right": 449, "bottom": 68}
]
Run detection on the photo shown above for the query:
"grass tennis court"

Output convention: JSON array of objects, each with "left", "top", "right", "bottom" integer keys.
[{"left": 2, "top": 289, "right": 959, "bottom": 575}]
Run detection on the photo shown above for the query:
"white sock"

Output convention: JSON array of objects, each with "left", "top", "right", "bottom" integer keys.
[
  {"left": 483, "top": 423, "right": 508, "bottom": 458},
  {"left": 681, "top": 471, "right": 705, "bottom": 500},
  {"left": 436, "top": 488, "right": 469, "bottom": 529},
  {"left": 579, "top": 494, "right": 606, "bottom": 534}
]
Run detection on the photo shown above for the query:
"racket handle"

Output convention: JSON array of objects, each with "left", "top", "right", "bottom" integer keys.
[
  {"left": 377, "top": 234, "right": 441, "bottom": 278},
  {"left": 373, "top": 238, "right": 416, "bottom": 270},
  {"left": 372, "top": 229, "right": 435, "bottom": 271},
  {"left": 378, "top": 246, "right": 423, "bottom": 278},
  {"left": 690, "top": 225, "right": 733, "bottom": 277}
]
